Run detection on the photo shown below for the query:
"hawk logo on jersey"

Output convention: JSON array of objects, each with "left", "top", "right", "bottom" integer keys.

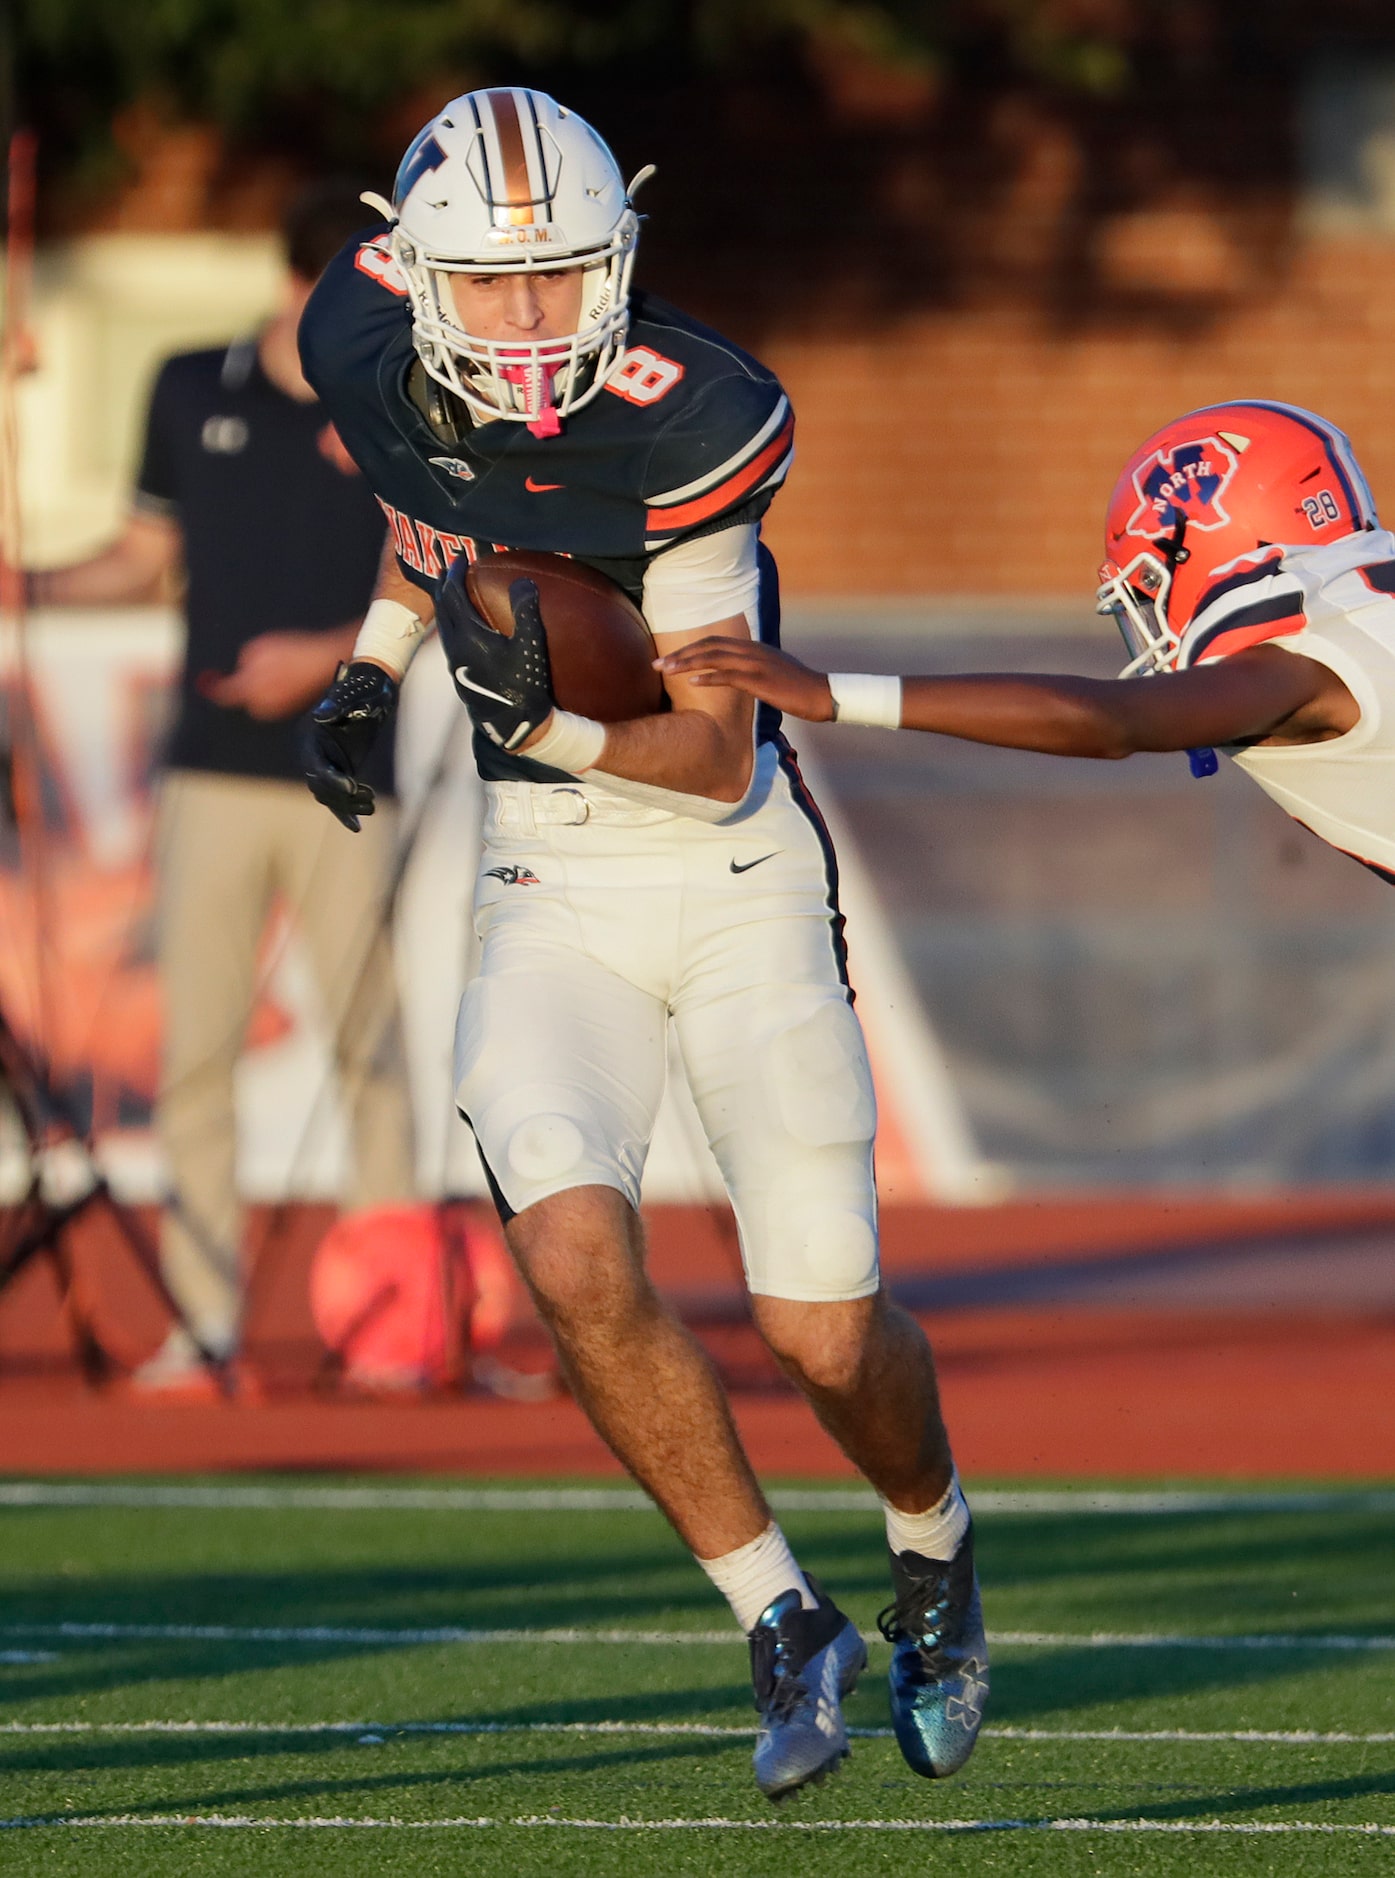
[
  {"left": 428, "top": 456, "right": 476, "bottom": 481},
  {"left": 484, "top": 864, "right": 541, "bottom": 887},
  {"left": 1126, "top": 436, "right": 1240, "bottom": 539}
]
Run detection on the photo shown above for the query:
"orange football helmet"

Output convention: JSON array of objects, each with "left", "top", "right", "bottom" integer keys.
[{"left": 1098, "top": 400, "right": 1379, "bottom": 676}]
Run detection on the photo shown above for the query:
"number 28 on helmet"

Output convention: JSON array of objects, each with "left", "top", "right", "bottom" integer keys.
[
  {"left": 1097, "top": 400, "right": 1379, "bottom": 675},
  {"left": 368, "top": 87, "right": 653, "bottom": 433}
]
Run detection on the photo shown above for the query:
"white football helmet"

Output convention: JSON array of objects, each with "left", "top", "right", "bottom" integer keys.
[{"left": 374, "top": 89, "right": 651, "bottom": 433}]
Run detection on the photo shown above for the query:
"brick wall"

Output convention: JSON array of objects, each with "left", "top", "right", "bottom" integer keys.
[{"left": 759, "top": 237, "right": 1395, "bottom": 597}]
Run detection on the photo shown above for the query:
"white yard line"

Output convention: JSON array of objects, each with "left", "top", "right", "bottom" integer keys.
[
  {"left": 993, "top": 1631, "right": 1395, "bottom": 1651},
  {"left": 987, "top": 1726, "right": 1395, "bottom": 1744},
  {"left": 1, "top": 1813, "right": 1393, "bottom": 1835},
  {"left": 2, "top": 1482, "right": 1393, "bottom": 1516},
  {"left": 6, "top": 1619, "right": 1395, "bottom": 1650},
  {"left": 1, "top": 1719, "right": 1392, "bottom": 1745}
]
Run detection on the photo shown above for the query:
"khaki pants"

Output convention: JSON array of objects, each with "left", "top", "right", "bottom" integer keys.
[{"left": 155, "top": 770, "right": 415, "bottom": 1349}]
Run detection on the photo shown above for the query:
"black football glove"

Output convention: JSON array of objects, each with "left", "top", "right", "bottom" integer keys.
[
  {"left": 437, "top": 564, "right": 555, "bottom": 750},
  {"left": 302, "top": 660, "right": 399, "bottom": 832}
]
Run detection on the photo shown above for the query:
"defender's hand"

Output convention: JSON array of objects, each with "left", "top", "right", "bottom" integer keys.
[
  {"left": 656, "top": 638, "right": 835, "bottom": 722},
  {"left": 437, "top": 567, "right": 555, "bottom": 750},
  {"left": 302, "top": 660, "right": 399, "bottom": 832}
]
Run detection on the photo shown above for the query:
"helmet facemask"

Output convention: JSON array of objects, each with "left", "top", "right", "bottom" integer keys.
[
  {"left": 394, "top": 213, "right": 638, "bottom": 434},
  {"left": 1098, "top": 514, "right": 1192, "bottom": 676},
  {"left": 384, "top": 91, "right": 651, "bottom": 435},
  {"left": 1098, "top": 551, "right": 1176, "bottom": 675}
]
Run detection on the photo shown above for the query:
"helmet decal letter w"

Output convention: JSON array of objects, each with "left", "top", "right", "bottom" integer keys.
[{"left": 1127, "top": 436, "right": 1241, "bottom": 539}]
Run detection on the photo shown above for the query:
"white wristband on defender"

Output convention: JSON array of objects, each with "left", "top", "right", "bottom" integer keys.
[
  {"left": 526, "top": 709, "right": 607, "bottom": 774},
  {"left": 828, "top": 672, "right": 902, "bottom": 728},
  {"left": 352, "top": 597, "right": 430, "bottom": 678}
]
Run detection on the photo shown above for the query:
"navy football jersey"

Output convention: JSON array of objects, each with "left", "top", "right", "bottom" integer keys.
[{"left": 299, "top": 232, "right": 794, "bottom": 781}]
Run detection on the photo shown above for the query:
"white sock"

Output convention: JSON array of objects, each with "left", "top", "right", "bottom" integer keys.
[
  {"left": 883, "top": 1473, "right": 971, "bottom": 1562},
  {"left": 697, "top": 1522, "right": 817, "bottom": 1632}
]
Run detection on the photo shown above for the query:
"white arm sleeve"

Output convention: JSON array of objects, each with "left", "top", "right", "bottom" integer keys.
[
  {"left": 578, "top": 524, "right": 763, "bottom": 822},
  {"left": 641, "top": 523, "right": 761, "bottom": 637}
]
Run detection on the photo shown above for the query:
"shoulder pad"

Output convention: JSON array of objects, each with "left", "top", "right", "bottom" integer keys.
[
  {"left": 299, "top": 233, "right": 413, "bottom": 404},
  {"left": 1179, "top": 551, "right": 1307, "bottom": 666},
  {"left": 640, "top": 370, "right": 793, "bottom": 550}
]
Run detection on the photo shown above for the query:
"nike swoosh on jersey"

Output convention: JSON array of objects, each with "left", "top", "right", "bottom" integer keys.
[
  {"left": 729, "top": 852, "right": 780, "bottom": 874},
  {"left": 524, "top": 476, "right": 565, "bottom": 492}
]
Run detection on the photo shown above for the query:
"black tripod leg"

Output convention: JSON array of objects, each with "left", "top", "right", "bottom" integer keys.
[
  {"left": 0, "top": 998, "right": 230, "bottom": 1380},
  {"left": 43, "top": 1222, "right": 112, "bottom": 1386},
  {"left": 84, "top": 1179, "right": 228, "bottom": 1376},
  {"left": 0, "top": 1195, "right": 114, "bottom": 1384},
  {"left": 0, "top": 1153, "right": 227, "bottom": 1386}
]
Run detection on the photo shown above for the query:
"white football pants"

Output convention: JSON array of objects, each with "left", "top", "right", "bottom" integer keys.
[{"left": 454, "top": 757, "right": 880, "bottom": 1302}]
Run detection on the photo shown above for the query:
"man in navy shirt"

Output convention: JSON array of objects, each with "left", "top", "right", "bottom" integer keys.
[
  {"left": 299, "top": 90, "right": 986, "bottom": 1800},
  {"left": 28, "top": 183, "right": 415, "bottom": 1391}
]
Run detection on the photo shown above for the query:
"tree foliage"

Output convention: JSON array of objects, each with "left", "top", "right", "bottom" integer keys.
[
  {"left": 11, "top": 0, "right": 1395, "bottom": 329},
  {"left": 9, "top": 1, "right": 1151, "bottom": 173}
]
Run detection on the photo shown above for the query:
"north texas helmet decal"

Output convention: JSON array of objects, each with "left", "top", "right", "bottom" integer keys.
[{"left": 1126, "top": 436, "right": 1241, "bottom": 540}]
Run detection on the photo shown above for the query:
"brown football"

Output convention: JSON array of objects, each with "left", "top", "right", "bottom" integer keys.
[{"left": 465, "top": 551, "right": 664, "bottom": 724}]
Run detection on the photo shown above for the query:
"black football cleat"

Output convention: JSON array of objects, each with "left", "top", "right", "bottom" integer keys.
[
  {"left": 748, "top": 1576, "right": 867, "bottom": 1800},
  {"left": 877, "top": 1523, "right": 989, "bottom": 1779}
]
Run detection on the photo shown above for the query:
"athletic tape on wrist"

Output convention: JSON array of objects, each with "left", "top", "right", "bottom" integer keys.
[
  {"left": 828, "top": 672, "right": 902, "bottom": 728},
  {"left": 526, "top": 709, "right": 607, "bottom": 774},
  {"left": 352, "top": 598, "right": 431, "bottom": 679}
]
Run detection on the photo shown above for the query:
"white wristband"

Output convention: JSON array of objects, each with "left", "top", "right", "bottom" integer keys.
[
  {"left": 352, "top": 597, "right": 430, "bottom": 679},
  {"left": 526, "top": 709, "right": 607, "bottom": 775},
  {"left": 828, "top": 672, "right": 902, "bottom": 728}
]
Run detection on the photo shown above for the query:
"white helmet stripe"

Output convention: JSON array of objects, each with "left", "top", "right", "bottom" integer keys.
[
  {"left": 1238, "top": 400, "right": 1379, "bottom": 528},
  {"left": 464, "top": 91, "right": 496, "bottom": 208},
  {"left": 1325, "top": 423, "right": 1379, "bottom": 526},
  {"left": 516, "top": 88, "right": 555, "bottom": 214}
]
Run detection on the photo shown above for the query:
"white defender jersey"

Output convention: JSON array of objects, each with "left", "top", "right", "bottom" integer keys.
[{"left": 1175, "top": 528, "right": 1395, "bottom": 880}]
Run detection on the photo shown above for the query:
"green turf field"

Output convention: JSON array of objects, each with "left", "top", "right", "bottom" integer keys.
[{"left": 0, "top": 1479, "right": 1392, "bottom": 1874}]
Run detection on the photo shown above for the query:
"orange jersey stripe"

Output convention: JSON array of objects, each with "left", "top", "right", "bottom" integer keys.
[{"left": 646, "top": 416, "right": 794, "bottom": 533}]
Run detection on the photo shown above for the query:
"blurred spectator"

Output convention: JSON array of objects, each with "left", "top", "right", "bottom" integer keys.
[{"left": 25, "top": 181, "right": 416, "bottom": 1392}]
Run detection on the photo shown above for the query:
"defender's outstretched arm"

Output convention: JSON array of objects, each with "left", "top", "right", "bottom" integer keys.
[{"left": 656, "top": 636, "right": 1356, "bottom": 755}]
